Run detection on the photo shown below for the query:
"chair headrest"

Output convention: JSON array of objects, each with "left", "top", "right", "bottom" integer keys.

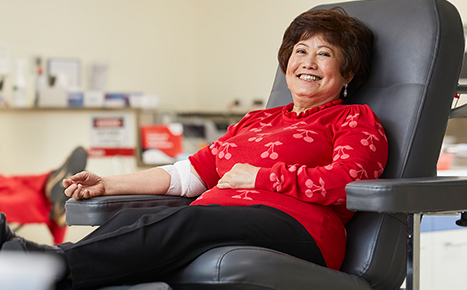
[{"left": 267, "top": 0, "right": 465, "bottom": 178}]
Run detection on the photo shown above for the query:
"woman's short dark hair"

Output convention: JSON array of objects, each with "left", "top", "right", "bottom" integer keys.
[{"left": 278, "top": 7, "right": 374, "bottom": 97}]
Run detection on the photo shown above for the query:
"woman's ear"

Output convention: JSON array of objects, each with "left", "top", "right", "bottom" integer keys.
[{"left": 345, "top": 72, "right": 355, "bottom": 84}]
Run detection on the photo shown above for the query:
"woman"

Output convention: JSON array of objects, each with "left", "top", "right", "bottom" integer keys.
[{"left": 0, "top": 8, "right": 387, "bottom": 289}]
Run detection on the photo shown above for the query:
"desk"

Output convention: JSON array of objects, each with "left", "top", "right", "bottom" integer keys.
[
  {"left": 0, "top": 107, "right": 140, "bottom": 176},
  {"left": 0, "top": 107, "right": 248, "bottom": 173}
]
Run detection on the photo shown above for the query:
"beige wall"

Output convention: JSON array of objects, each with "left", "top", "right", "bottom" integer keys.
[
  {"left": 192, "top": 0, "right": 342, "bottom": 111},
  {"left": 452, "top": 0, "right": 467, "bottom": 22},
  {"left": 0, "top": 0, "right": 198, "bottom": 110},
  {"left": 0, "top": 0, "right": 351, "bottom": 114},
  {"left": 0, "top": 0, "right": 465, "bottom": 113}
]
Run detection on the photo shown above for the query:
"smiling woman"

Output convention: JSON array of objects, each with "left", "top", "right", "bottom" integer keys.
[
  {"left": 286, "top": 36, "right": 350, "bottom": 112},
  {"left": 0, "top": 7, "right": 387, "bottom": 290},
  {"left": 278, "top": 7, "right": 374, "bottom": 102}
]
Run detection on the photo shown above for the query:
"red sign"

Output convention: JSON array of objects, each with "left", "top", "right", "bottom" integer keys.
[{"left": 141, "top": 124, "right": 183, "bottom": 158}]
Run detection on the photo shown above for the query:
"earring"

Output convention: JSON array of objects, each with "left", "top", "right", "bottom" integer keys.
[{"left": 343, "top": 83, "right": 348, "bottom": 97}]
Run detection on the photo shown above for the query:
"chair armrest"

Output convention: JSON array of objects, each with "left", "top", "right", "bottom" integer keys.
[
  {"left": 65, "top": 195, "right": 195, "bottom": 226},
  {"left": 346, "top": 176, "right": 467, "bottom": 213}
]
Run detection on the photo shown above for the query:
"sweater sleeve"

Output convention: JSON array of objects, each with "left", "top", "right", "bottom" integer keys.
[
  {"left": 189, "top": 109, "right": 267, "bottom": 189},
  {"left": 255, "top": 105, "right": 388, "bottom": 206}
]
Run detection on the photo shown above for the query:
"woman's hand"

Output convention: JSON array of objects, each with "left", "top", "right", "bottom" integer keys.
[
  {"left": 63, "top": 171, "right": 106, "bottom": 200},
  {"left": 217, "top": 163, "right": 260, "bottom": 189}
]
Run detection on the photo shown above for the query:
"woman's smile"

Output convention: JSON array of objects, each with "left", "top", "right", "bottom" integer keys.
[
  {"left": 286, "top": 34, "right": 352, "bottom": 113},
  {"left": 298, "top": 74, "right": 322, "bottom": 81}
]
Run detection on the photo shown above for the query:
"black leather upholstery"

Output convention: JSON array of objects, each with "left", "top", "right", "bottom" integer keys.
[
  {"left": 99, "top": 282, "right": 172, "bottom": 290},
  {"left": 66, "top": 195, "right": 194, "bottom": 226},
  {"left": 265, "top": 1, "right": 464, "bottom": 289},
  {"left": 65, "top": 0, "right": 465, "bottom": 289}
]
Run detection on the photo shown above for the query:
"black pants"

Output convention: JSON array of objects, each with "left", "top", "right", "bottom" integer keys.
[{"left": 60, "top": 205, "right": 325, "bottom": 290}]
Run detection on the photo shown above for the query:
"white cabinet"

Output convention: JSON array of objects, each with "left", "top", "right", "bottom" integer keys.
[{"left": 420, "top": 216, "right": 467, "bottom": 289}]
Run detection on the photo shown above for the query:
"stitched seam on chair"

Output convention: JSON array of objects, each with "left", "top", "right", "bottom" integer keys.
[
  {"left": 215, "top": 246, "right": 295, "bottom": 282},
  {"left": 358, "top": 215, "right": 384, "bottom": 277},
  {"left": 361, "top": 82, "right": 426, "bottom": 91},
  {"left": 215, "top": 247, "right": 366, "bottom": 288},
  {"left": 215, "top": 247, "right": 315, "bottom": 288},
  {"left": 72, "top": 197, "right": 188, "bottom": 206},
  {"left": 371, "top": 222, "right": 405, "bottom": 289},
  {"left": 400, "top": 0, "right": 440, "bottom": 178},
  {"left": 171, "top": 281, "right": 276, "bottom": 290}
]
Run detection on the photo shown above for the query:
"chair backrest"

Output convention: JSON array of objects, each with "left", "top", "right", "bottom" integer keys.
[{"left": 267, "top": 0, "right": 465, "bottom": 289}]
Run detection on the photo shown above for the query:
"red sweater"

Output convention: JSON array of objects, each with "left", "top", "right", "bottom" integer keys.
[{"left": 189, "top": 99, "right": 388, "bottom": 270}]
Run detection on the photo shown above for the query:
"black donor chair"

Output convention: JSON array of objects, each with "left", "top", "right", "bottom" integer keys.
[{"left": 65, "top": 0, "right": 467, "bottom": 289}]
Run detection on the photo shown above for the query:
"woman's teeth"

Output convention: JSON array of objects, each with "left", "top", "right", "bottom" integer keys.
[{"left": 299, "top": 75, "right": 320, "bottom": 81}]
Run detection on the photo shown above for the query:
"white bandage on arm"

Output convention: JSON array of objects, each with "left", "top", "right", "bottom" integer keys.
[{"left": 159, "top": 159, "right": 207, "bottom": 197}]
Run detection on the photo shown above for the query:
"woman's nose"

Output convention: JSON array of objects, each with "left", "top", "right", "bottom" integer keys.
[{"left": 302, "top": 56, "right": 317, "bottom": 69}]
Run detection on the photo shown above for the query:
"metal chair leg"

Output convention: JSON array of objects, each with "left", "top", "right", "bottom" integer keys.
[{"left": 406, "top": 213, "right": 421, "bottom": 290}]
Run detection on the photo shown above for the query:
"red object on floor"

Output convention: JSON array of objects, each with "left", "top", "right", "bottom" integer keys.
[{"left": 0, "top": 171, "right": 67, "bottom": 244}]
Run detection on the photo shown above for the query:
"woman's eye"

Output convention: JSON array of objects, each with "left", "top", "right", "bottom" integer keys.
[
  {"left": 296, "top": 49, "right": 306, "bottom": 54},
  {"left": 318, "top": 52, "right": 331, "bottom": 57}
]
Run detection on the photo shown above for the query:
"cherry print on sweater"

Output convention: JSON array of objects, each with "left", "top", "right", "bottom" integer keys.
[
  {"left": 334, "top": 198, "right": 346, "bottom": 205},
  {"left": 374, "top": 162, "right": 384, "bottom": 178},
  {"left": 232, "top": 190, "right": 258, "bottom": 200},
  {"left": 349, "top": 163, "right": 369, "bottom": 180},
  {"left": 210, "top": 141, "right": 220, "bottom": 155},
  {"left": 258, "top": 112, "right": 273, "bottom": 120},
  {"left": 288, "top": 164, "right": 306, "bottom": 175},
  {"left": 248, "top": 133, "right": 271, "bottom": 143},
  {"left": 361, "top": 131, "right": 379, "bottom": 152},
  {"left": 270, "top": 173, "right": 285, "bottom": 191},
  {"left": 250, "top": 122, "right": 272, "bottom": 132},
  {"left": 333, "top": 145, "right": 353, "bottom": 161},
  {"left": 261, "top": 141, "right": 283, "bottom": 159},
  {"left": 342, "top": 113, "right": 360, "bottom": 128},
  {"left": 288, "top": 164, "right": 299, "bottom": 172},
  {"left": 305, "top": 178, "right": 327, "bottom": 198},
  {"left": 376, "top": 122, "right": 388, "bottom": 141},
  {"left": 216, "top": 142, "right": 237, "bottom": 160},
  {"left": 284, "top": 121, "right": 308, "bottom": 130},
  {"left": 293, "top": 129, "right": 318, "bottom": 143}
]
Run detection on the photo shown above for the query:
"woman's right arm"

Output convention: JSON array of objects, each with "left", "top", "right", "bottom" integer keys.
[
  {"left": 63, "top": 167, "right": 171, "bottom": 200},
  {"left": 64, "top": 163, "right": 206, "bottom": 200}
]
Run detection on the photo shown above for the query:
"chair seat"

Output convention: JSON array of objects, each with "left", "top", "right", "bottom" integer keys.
[
  {"left": 99, "top": 282, "right": 172, "bottom": 290},
  {"left": 166, "top": 246, "right": 372, "bottom": 290}
]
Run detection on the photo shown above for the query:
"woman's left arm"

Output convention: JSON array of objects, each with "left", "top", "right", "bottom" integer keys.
[
  {"left": 217, "top": 163, "right": 260, "bottom": 189},
  {"left": 218, "top": 106, "right": 388, "bottom": 207}
]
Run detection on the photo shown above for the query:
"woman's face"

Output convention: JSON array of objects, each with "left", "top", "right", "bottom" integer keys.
[{"left": 286, "top": 34, "right": 352, "bottom": 112}]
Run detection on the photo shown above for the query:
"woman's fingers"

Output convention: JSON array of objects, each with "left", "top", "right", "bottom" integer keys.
[
  {"left": 217, "top": 163, "right": 259, "bottom": 189},
  {"left": 64, "top": 183, "right": 88, "bottom": 200},
  {"left": 64, "top": 183, "right": 77, "bottom": 197},
  {"left": 62, "top": 178, "right": 73, "bottom": 188}
]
